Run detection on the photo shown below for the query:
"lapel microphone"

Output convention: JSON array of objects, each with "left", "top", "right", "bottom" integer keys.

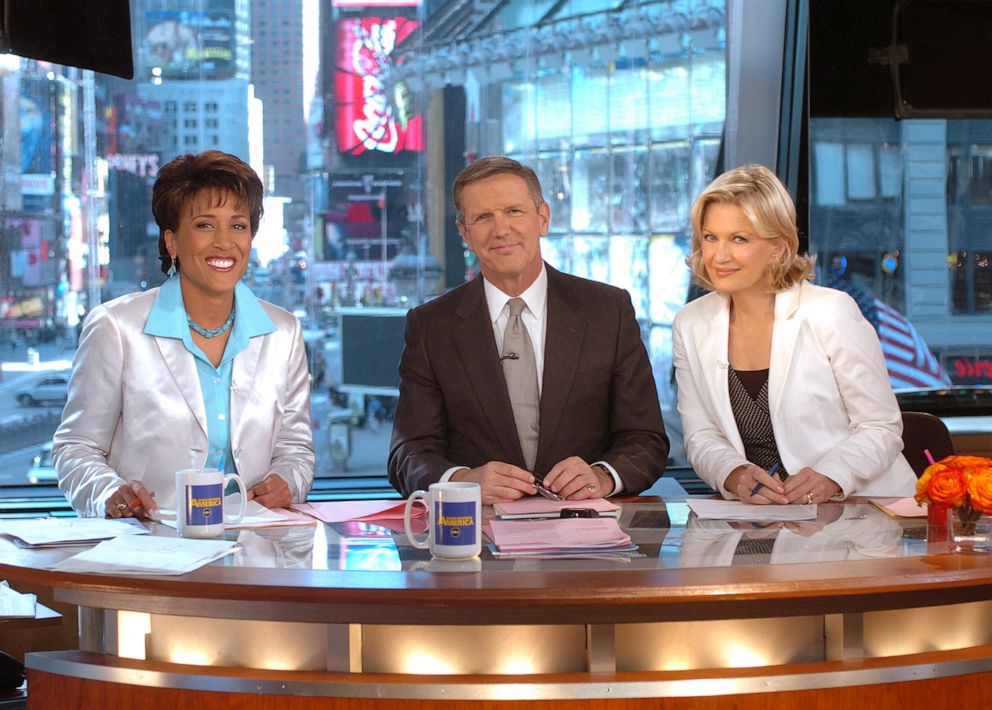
[{"left": 500, "top": 352, "right": 519, "bottom": 361}]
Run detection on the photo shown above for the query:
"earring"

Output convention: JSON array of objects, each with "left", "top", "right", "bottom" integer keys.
[{"left": 167, "top": 260, "right": 177, "bottom": 278}]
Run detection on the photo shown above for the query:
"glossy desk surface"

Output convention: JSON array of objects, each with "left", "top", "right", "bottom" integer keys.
[{"left": 1, "top": 496, "right": 988, "bottom": 625}]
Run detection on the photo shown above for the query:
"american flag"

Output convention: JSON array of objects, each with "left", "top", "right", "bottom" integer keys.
[
  {"left": 874, "top": 298, "right": 952, "bottom": 389},
  {"left": 824, "top": 276, "right": 951, "bottom": 389}
]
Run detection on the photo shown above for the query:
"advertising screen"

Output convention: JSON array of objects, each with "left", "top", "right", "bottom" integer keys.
[
  {"left": 334, "top": 17, "right": 424, "bottom": 155},
  {"left": 143, "top": 11, "right": 234, "bottom": 79}
]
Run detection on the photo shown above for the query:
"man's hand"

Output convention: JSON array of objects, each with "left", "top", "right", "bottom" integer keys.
[
  {"left": 543, "top": 457, "right": 613, "bottom": 500},
  {"left": 451, "top": 462, "right": 535, "bottom": 504},
  {"left": 248, "top": 473, "right": 293, "bottom": 509}
]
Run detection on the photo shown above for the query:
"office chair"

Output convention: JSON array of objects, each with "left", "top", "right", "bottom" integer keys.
[{"left": 901, "top": 411, "right": 954, "bottom": 477}]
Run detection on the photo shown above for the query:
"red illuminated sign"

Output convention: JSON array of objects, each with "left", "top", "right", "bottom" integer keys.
[{"left": 334, "top": 17, "right": 423, "bottom": 155}]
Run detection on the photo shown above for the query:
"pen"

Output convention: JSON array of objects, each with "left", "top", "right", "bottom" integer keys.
[
  {"left": 749, "top": 463, "right": 781, "bottom": 497},
  {"left": 535, "top": 482, "right": 564, "bottom": 501}
]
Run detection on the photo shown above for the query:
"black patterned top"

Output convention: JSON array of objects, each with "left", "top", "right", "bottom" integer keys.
[{"left": 728, "top": 367, "right": 785, "bottom": 474}]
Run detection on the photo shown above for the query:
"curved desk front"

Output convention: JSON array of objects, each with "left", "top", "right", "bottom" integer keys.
[{"left": 4, "top": 497, "right": 992, "bottom": 708}]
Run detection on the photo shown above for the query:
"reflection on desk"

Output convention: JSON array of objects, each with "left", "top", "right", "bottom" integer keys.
[{"left": 679, "top": 502, "right": 904, "bottom": 567}]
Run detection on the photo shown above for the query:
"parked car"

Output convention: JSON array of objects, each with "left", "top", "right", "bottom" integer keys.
[
  {"left": 26, "top": 442, "right": 57, "bottom": 485},
  {"left": 15, "top": 375, "right": 69, "bottom": 407}
]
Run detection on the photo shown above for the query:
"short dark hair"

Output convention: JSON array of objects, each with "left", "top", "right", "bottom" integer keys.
[
  {"left": 153, "top": 150, "right": 264, "bottom": 275},
  {"left": 452, "top": 156, "right": 544, "bottom": 223}
]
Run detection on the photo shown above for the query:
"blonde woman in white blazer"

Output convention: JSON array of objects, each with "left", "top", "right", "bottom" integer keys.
[
  {"left": 673, "top": 165, "right": 915, "bottom": 504},
  {"left": 54, "top": 151, "right": 314, "bottom": 518}
]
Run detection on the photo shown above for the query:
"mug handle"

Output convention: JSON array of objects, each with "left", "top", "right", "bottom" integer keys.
[
  {"left": 404, "top": 491, "right": 430, "bottom": 549},
  {"left": 224, "top": 474, "right": 248, "bottom": 525}
]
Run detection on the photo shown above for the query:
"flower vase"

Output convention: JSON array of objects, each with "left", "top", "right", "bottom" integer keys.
[{"left": 950, "top": 506, "right": 992, "bottom": 552}]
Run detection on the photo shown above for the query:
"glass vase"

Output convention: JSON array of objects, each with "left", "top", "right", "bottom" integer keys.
[{"left": 950, "top": 507, "right": 992, "bottom": 552}]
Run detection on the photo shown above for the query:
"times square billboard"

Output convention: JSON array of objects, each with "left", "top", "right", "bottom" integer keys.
[
  {"left": 334, "top": 15, "right": 424, "bottom": 157},
  {"left": 142, "top": 10, "right": 234, "bottom": 79}
]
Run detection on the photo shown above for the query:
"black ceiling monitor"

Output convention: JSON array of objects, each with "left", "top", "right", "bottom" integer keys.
[
  {"left": 0, "top": 0, "right": 134, "bottom": 79},
  {"left": 811, "top": 0, "right": 992, "bottom": 119}
]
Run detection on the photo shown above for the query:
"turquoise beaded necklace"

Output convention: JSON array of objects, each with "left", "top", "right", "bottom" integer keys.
[{"left": 187, "top": 308, "right": 235, "bottom": 338}]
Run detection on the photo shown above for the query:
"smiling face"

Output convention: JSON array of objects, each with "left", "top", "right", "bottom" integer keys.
[
  {"left": 456, "top": 173, "right": 550, "bottom": 296},
  {"left": 699, "top": 202, "right": 784, "bottom": 300},
  {"left": 164, "top": 189, "right": 252, "bottom": 306}
]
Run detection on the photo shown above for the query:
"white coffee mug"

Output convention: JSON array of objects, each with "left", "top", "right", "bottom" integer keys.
[
  {"left": 175, "top": 468, "right": 248, "bottom": 538},
  {"left": 404, "top": 482, "right": 482, "bottom": 559}
]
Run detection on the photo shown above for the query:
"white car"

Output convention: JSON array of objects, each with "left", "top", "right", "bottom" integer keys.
[
  {"left": 15, "top": 375, "right": 69, "bottom": 407},
  {"left": 26, "top": 442, "right": 57, "bottom": 485}
]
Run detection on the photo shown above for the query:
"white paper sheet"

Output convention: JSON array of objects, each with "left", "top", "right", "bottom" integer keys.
[
  {"left": 0, "top": 580, "right": 37, "bottom": 617},
  {"left": 50, "top": 534, "right": 237, "bottom": 575},
  {"left": 0, "top": 517, "right": 149, "bottom": 547},
  {"left": 686, "top": 498, "right": 817, "bottom": 521},
  {"left": 154, "top": 499, "right": 314, "bottom": 530}
]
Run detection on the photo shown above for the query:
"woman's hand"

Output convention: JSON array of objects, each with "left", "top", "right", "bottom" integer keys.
[
  {"left": 105, "top": 481, "right": 157, "bottom": 519},
  {"left": 782, "top": 467, "right": 842, "bottom": 505},
  {"left": 727, "top": 464, "right": 789, "bottom": 504},
  {"left": 248, "top": 473, "right": 293, "bottom": 509}
]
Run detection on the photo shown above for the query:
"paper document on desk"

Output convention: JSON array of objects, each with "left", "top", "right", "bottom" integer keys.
[
  {"left": 488, "top": 517, "right": 632, "bottom": 553},
  {"left": 869, "top": 497, "right": 927, "bottom": 518},
  {"left": 0, "top": 517, "right": 149, "bottom": 547},
  {"left": 155, "top": 499, "right": 315, "bottom": 530},
  {"left": 291, "top": 500, "right": 423, "bottom": 524},
  {"left": 0, "top": 580, "right": 37, "bottom": 617},
  {"left": 493, "top": 498, "right": 620, "bottom": 519},
  {"left": 686, "top": 499, "right": 817, "bottom": 521},
  {"left": 50, "top": 534, "right": 237, "bottom": 575}
]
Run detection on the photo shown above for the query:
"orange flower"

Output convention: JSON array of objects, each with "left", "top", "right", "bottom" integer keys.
[
  {"left": 916, "top": 455, "right": 992, "bottom": 511},
  {"left": 965, "top": 463, "right": 992, "bottom": 515}
]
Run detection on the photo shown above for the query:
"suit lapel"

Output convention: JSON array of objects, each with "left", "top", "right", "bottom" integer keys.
[
  {"left": 768, "top": 283, "right": 803, "bottom": 413},
  {"left": 453, "top": 278, "right": 523, "bottom": 463},
  {"left": 699, "top": 294, "right": 743, "bottom": 452},
  {"left": 155, "top": 335, "right": 208, "bottom": 438},
  {"left": 536, "top": 269, "right": 586, "bottom": 472},
  {"left": 230, "top": 334, "right": 263, "bottom": 451}
]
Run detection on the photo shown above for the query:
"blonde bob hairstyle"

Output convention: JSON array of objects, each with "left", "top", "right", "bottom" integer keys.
[{"left": 688, "top": 164, "right": 814, "bottom": 292}]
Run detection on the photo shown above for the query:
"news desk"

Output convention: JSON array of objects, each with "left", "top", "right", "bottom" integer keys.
[{"left": 4, "top": 497, "right": 992, "bottom": 709}]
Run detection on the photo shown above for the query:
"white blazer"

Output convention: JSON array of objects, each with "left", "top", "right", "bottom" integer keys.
[
  {"left": 672, "top": 281, "right": 916, "bottom": 498},
  {"left": 54, "top": 288, "right": 315, "bottom": 517}
]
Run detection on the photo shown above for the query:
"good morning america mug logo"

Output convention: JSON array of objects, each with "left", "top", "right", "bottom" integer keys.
[
  {"left": 185, "top": 483, "right": 223, "bottom": 526},
  {"left": 435, "top": 500, "right": 477, "bottom": 546}
]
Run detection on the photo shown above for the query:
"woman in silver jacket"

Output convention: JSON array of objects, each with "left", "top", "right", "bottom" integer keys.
[{"left": 54, "top": 150, "right": 314, "bottom": 518}]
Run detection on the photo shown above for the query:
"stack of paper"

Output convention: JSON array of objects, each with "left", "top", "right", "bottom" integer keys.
[
  {"left": 487, "top": 517, "right": 634, "bottom": 558},
  {"left": 0, "top": 581, "right": 37, "bottom": 618},
  {"left": 686, "top": 499, "right": 817, "bottom": 521},
  {"left": 493, "top": 498, "right": 620, "bottom": 519},
  {"left": 154, "top": 499, "right": 316, "bottom": 530},
  {"left": 50, "top": 534, "right": 237, "bottom": 576},
  {"left": 0, "top": 518, "right": 149, "bottom": 548}
]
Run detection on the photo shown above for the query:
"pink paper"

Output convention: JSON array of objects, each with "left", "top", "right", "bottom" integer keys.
[
  {"left": 488, "top": 517, "right": 631, "bottom": 552},
  {"left": 292, "top": 500, "right": 425, "bottom": 524},
  {"left": 493, "top": 497, "right": 620, "bottom": 517}
]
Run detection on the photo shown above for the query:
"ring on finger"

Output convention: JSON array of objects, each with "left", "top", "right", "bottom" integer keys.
[
  {"left": 115, "top": 502, "right": 128, "bottom": 512},
  {"left": 805, "top": 492, "right": 814, "bottom": 505},
  {"left": 585, "top": 483, "right": 596, "bottom": 494}
]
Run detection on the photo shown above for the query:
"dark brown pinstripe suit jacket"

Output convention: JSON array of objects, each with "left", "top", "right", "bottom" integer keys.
[{"left": 388, "top": 264, "right": 669, "bottom": 497}]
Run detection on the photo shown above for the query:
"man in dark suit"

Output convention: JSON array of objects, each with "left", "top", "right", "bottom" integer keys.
[{"left": 388, "top": 156, "right": 668, "bottom": 502}]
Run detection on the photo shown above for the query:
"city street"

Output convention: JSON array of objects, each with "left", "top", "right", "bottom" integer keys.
[{"left": 0, "top": 339, "right": 396, "bottom": 496}]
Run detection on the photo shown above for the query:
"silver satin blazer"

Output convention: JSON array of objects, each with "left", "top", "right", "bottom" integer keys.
[{"left": 53, "top": 287, "right": 315, "bottom": 517}]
